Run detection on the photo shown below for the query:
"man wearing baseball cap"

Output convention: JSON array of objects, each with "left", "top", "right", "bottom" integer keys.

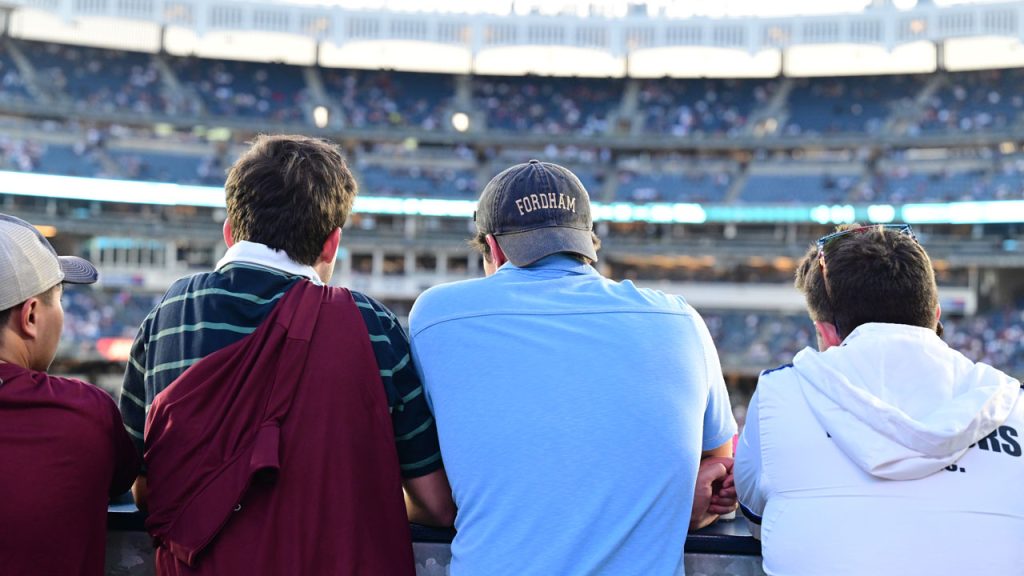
[
  {"left": 0, "top": 214, "right": 139, "bottom": 576},
  {"left": 409, "top": 161, "right": 738, "bottom": 575}
]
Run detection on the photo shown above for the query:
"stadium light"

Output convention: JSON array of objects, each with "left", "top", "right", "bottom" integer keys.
[
  {"left": 34, "top": 225, "right": 57, "bottom": 237},
  {"left": 902, "top": 201, "right": 1024, "bottom": 224},
  {"left": 867, "top": 204, "right": 897, "bottom": 223},
  {"left": 811, "top": 204, "right": 856, "bottom": 225},
  {"left": 451, "top": 112, "right": 470, "bottom": 133},
  {"left": 313, "top": 105, "right": 330, "bottom": 129}
]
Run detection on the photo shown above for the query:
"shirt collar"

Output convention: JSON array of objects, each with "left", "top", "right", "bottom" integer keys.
[
  {"left": 216, "top": 241, "right": 323, "bottom": 285},
  {"left": 502, "top": 253, "right": 599, "bottom": 275}
]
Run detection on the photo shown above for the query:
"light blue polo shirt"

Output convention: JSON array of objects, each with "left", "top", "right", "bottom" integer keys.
[{"left": 409, "top": 254, "right": 736, "bottom": 576}]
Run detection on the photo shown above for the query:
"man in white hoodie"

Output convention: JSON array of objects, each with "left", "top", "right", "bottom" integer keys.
[{"left": 735, "top": 223, "right": 1024, "bottom": 576}]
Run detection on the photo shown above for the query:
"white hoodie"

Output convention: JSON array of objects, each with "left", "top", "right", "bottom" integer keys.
[{"left": 736, "top": 323, "right": 1024, "bottom": 576}]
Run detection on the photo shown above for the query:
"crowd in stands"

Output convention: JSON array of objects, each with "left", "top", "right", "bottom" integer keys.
[
  {"left": 783, "top": 75, "right": 926, "bottom": 136},
  {"left": 0, "top": 136, "right": 48, "bottom": 172},
  {"left": 703, "top": 311, "right": 816, "bottom": 372},
  {"left": 639, "top": 78, "right": 775, "bottom": 137},
  {"left": 354, "top": 163, "right": 479, "bottom": 198},
  {"left": 323, "top": 69, "right": 453, "bottom": 130},
  {"left": 0, "top": 125, "right": 232, "bottom": 185},
  {"left": 739, "top": 173, "right": 857, "bottom": 204},
  {"left": 6, "top": 119, "right": 1024, "bottom": 205},
  {"left": 55, "top": 286, "right": 1024, "bottom": 379},
  {"left": 3, "top": 38, "right": 1024, "bottom": 139},
  {"left": 170, "top": 57, "right": 306, "bottom": 123},
  {"left": 872, "top": 160, "right": 1024, "bottom": 204},
  {"left": 944, "top": 308, "right": 1024, "bottom": 379},
  {"left": 913, "top": 68, "right": 1024, "bottom": 134},
  {"left": 4, "top": 38, "right": 1024, "bottom": 205},
  {"left": 617, "top": 168, "right": 732, "bottom": 203},
  {"left": 0, "top": 51, "right": 29, "bottom": 102},
  {"left": 19, "top": 40, "right": 174, "bottom": 115},
  {"left": 7, "top": 121, "right": 1024, "bottom": 204},
  {"left": 473, "top": 75, "right": 621, "bottom": 135},
  {"left": 58, "top": 287, "right": 160, "bottom": 360}
]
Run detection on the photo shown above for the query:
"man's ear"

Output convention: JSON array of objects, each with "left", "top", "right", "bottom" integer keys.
[
  {"left": 222, "top": 219, "right": 235, "bottom": 249},
  {"left": 18, "top": 298, "right": 39, "bottom": 340},
  {"left": 814, "top": 320, "right": 842, "bottom": 350},
  {"left": 485, "top": 235, "right": 508, "bottom": 268},
  {"left": 320, "top": 227, "right": 342, "bottom": 265},
  {"left": 936, "top": 302, "right": 942, "bottom": 323}
]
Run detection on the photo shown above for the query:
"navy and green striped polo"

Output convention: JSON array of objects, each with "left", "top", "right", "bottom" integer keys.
[{"left": 118, "top": 260, "right": 441, "bottom": 478}]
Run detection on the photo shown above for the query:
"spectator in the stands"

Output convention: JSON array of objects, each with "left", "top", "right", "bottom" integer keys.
[
  {"left": 736, "top": 223, "right": 1024, "bottom": 575},
  {"left": 409, "top": 160, "right": 737, "bottom": 575},
  {"left": 120, "top": 135, "right": 453, "bottom": 575},
  {"left": 0, "top": 213, "right": 138, "bottom": 576}
]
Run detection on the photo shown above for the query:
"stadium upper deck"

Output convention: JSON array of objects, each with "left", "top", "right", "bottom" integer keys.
[
  {"left": 5, "top": 37, "right": 1024, "bottom": 141},
  {"left": 3, "top": 37, "right": 1024, "bottom": 207}
]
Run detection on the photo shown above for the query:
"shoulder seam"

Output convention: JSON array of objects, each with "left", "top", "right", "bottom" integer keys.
[{"left": 759, "top": 363, "right": 794, "bottom": 378}]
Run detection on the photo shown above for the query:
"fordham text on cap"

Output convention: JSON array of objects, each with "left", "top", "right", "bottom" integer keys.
[{"left": 514, "top": 193, "right": 576, "bottom": 216}]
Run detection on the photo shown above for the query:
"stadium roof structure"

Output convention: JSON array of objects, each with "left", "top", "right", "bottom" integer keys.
[{"left": 6, "top": 0, "right": 1024, "bottom": 76}]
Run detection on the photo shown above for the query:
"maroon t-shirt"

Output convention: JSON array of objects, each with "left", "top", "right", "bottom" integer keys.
[{"left": 0, "top": 363, "right": 139, "bottom": 576}]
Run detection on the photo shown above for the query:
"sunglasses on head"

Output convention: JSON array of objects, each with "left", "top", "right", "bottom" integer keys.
[{"left": 816, "top": 224, "right": 917, "bottom": 260}]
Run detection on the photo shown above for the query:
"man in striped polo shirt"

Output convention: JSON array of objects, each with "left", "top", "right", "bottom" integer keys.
[{"left": 118, "top": 135, "right": 455, "bottom": 557}]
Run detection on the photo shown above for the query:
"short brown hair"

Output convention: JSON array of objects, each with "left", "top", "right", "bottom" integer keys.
[
  {"left": 470, "top": 230, "right": 602, "bottom": 265},
  {"left": 225, "top": 135, "right": 357, "bottom": 265},
  {"left": 795, "top": 224, "right": 938, "bottom": 339}
]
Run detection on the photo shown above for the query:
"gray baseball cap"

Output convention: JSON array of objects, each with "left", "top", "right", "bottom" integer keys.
[
  {"left": 0, "top": 214, "right": 97, "bottom": 310},
  {"left": 474, "top": 160, "right": 597, "bottom": 267}
]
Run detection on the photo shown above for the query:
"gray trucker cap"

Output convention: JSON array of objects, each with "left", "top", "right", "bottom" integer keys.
[{"left": 0, "top": 214, "right": 97, "bottom": 310}]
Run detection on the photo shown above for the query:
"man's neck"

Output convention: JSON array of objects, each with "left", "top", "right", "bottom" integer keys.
[{"left": 0, "top": 342, "right": 32, "bottom": 371}]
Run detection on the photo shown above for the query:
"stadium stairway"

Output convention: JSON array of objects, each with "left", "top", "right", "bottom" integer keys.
[
  {"left": 453, "top": 74, "right": 485, "bottom": 133},
  {"left": 2, "top": 38, "right": 51, "bottom": 104},
  {"left": 883, "top": 73, "right": 947, "bottom": 136},
  {"left": 842, "top": 161, "right": 877, "bottom": 204},
  {"left": 300, "top": 65, "right": 335, "bottom": 128},
  {"left": 723, "top": 163, "right": 750, "bottom": 204},
  {"left": 93, "top": 147, "right": 121, "bottom": 179},
  {"left": 151, "top": 54, "right": 208, "bottom": 117},
  {"left": 744, "top": 77, "right": 794, "bottom": 138},
  {"left": 302, "top": 65, "right": 328, "bottom": 104},
  {"left": 151, "top": 54, "right": 185, "bottom": 99},
  {"left": 621, "top": 78, "right": 643, "bottom": 135}
]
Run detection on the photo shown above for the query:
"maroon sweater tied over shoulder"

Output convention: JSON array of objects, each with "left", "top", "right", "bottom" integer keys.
[{"left": 144, "top": 281, "right": 415, "bottom": 576}]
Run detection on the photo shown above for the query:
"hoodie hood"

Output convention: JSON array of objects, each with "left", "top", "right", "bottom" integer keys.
[{"left": 793, "top": 323, "right": 1020, "bottom": 481}]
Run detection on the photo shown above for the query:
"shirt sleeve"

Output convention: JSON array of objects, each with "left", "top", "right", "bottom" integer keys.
[
  {"left": 735, "top": 388, "right": 766, "bottom": 532},
  {"left": 107, "top": 395, "right": 141, "bottom": 497},
  {"left": 353, "top": 292, "right": 443, "bottom": 478},
  {"left": 118, "top": 315, "right": 151, "bottom": 462},
  {"left": 691, "top": 308, "right": 738, "bottom": 451}
]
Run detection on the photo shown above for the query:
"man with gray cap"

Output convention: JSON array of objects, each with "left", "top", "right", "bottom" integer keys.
[
  {"left": 408, "top": 161, "right": 737, "bottom": 575},
  {"left": 0, "top": 214, "right": 139, "bottom": 576}
]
